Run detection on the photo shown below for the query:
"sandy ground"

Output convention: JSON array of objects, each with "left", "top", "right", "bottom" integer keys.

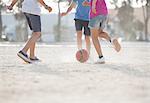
[{"left": 0, "top": 42, "right": 150, "bottom": 103}]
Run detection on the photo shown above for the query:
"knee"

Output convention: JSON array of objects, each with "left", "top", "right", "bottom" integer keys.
[
  {"left": 92, "top": 32, "right": 98, "bottom": 38},
  {"left": 33, "top": 32, "right": 41, "bottom": 38},
  {"left": 85, "top": 36, "right": 90, "bottom": 41},
  {"left": 77, "top": 33, "right": 82, "bottom": 38},
  {"left": 85, "top": 35, "right": 90, "bottom": 39},
  {"left": 99, "top": 29, "right": 104, "bottom": 35}
]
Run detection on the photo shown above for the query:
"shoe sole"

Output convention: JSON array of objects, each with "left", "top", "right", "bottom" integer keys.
[
  {"left": 30, "top": 60, "right": 42, "bottom": 63},
  {"left": 17, "top": 53, "right": 32, "bottom": 63},
  {"left": 113, "top": 39, "right": 121, "bottom": 52}
]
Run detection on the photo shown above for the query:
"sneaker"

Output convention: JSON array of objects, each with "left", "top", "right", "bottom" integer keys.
[
  {"left": 30, "top": 57, "right": 41, "bottom": 62},
  {"left": 95, "top": 56, "right": 105, "bottom": 64},
  {"left": 17, "top": 51, "right": 32, "bottom": 63},
  {"left": 112, "top": 38, "right": 121, "bottom": 52}
]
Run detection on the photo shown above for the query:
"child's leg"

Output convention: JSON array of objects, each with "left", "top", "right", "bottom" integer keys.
[
  {"left": 22, "top": 32, "right": 41, "bottom": 53},
  {"left": 99, "top": 29, "right": 121, "bottom": 52},
  {"left": 76, "top": 31, "right": 82, "bottom": 50},
  {"left": 17, "top": 13, "right": 41, "bottom": 63},
  {"left": 99, "top": 29, "right": 111, "bottom": 42},
  {"left": 91, "top": 28, "right": 103, "bottom": 56},
  {"left": 83, "top": 21, "right": 91, "bottom": 54},
  {"left": 75, "top": 19, "right": 83, "bottom": 50},
  {"left": 85, "top": 35, "right": 91, "bottom": 54},
  {"left": 30, "top": 42, "right": 35, "bottom": 58}
]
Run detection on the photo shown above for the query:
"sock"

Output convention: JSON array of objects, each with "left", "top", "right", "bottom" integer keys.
[
  {"left": 99, "top": 55, "right": 103, "bottom": 59},
  {"left": 109, "top": 39, "right": 111, "bottom": 43}
]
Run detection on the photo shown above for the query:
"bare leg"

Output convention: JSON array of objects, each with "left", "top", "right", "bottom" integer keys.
[
  {"left": 85, "top": 35, "right": 91, "bottom": 54},
  {"left": 22, "top": 32, "right": 41, "bottom": 54},
  {"left": 99, "top": 29, "right": 111, "bottom": 42},
  {"left": 76, "top": 31, "right": 82, "bottom": 50},
  {"left": 30, "top": 42, "right": 35, "bottom": 58},
  {"left": 91, "top": 28, "right": 103, "bottom": 56},
  {"left": 99, "top": 29, "right": 121, "bottom": 52}
]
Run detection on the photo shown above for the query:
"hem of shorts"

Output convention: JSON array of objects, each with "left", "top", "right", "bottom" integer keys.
[
  {"left": 90, "top": 14, "right": 108, "bottom": 19},
  {"left": 74, "top": 18, "right": 89, "bottom": 22},
  {"left": 32, "top": 30, "right": 41, "bottom": 32},
  {"left": 84, "top": 34, "right": 91, "bottom": 36},
  {"left": 23, "top": 11, "right": 41, "bottom": 16},
  {"left": 88, "top": 26, "right": 100, "bottom": 29}
]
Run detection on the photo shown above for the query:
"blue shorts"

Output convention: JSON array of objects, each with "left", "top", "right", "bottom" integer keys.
[
  {"left": 24, "top": 13, "right": 41, "bottom": 32},
  {"left": 89, "top": 15, "right": 107, "bottom": 30}
]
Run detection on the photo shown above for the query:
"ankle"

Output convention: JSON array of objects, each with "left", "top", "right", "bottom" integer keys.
[
  {"left": 99, "top": 55, "right": 103, "bottom": 59},
  {"left": 20, "top": 50, "right": 26, "bottom": 54},
  {"left": 109, "top": 39, "right": 112, "bottom": 43},
  {"left": 30, "top": 56, "right": 35, "bottom": 59}
]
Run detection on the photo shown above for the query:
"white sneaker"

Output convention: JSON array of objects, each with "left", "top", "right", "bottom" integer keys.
[
  {"left": 111, "top": 38, "right": 121, "bottom": 52},
  {"left": 95, "top": 56, "right": 105, "bottom": 64}
]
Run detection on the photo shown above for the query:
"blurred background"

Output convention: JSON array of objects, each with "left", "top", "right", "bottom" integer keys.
[{"left": 0, "top": 0, "right": 149, "bottom": 42}]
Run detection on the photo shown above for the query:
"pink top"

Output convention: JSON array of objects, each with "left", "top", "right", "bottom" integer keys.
[{"left": 90, "top": 0, "right": 108, "bottom": 19}]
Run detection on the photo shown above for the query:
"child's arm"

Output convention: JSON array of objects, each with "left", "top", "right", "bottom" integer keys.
[
  {"left": 60, "top": 1, "right": 76, "bottom": 17},
  {"left": 7, "top": 0, "right": 18, "bottom": 10},
  {"left": 82, "top": 0, "right": 90, "bottom": 6},
  {"left": 92, "top": 0, "right": 97, "bottom": 14},
  {"left": 38, "top": 0, "right": 52, "bottom": 12}
]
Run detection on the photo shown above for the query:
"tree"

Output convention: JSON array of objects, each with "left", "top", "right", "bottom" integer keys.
[
  {"left": 136, "top": 0, "right": 150, "bottom": 41},
  {"left": 111, "top": 0, "right": 150, "bottom": 41},
  {"left": 110, "top": 0, "right": 119, "bottom": 9},
  {"left": 15, "top": 0, "right": 28, "bottom": 42},
  {"left": 53, "top": 0, "right": 70, "bottom": 42},
  {"left": 0, "top": 0, "right": 4, "bottom": 40},
  {"left": 0, "top": 2, "right": 2, "bottom": 40},
  {"left": 111, "top": 0, "right": 136, "bottom": 40},
  {"left": 0, "top": 0, "right": 28, "bottom": 42},
  {"left": 117, "top": 1, "right": 135, "bottom": 40},
  {"left": 55, "top": 0, "right": 61, "bottom": 41}
]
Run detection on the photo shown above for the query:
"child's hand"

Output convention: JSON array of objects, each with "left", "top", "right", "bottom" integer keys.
[
  {"left": 60, "top": 12, "right": 67, "bottom": 17},
  {"left": 7, "top": 5, "right": 13, "bottom": 10},
  {"left": 46, "top": 6, "right": 52, "bottom": 13},
  {"left": 82, "top": 0, "right": 89, "bottom": 6},
  {"left": 45, "top": 5, "right": 52, "bottom": 13},
  {"left": 92, "top": 7, "right": 96, "bottom": 14}
]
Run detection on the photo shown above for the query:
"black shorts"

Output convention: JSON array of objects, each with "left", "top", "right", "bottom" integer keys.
[
  {"left": 74, "top": 19, "right": 91, "bottom": 36},
  {"left": 24, "top": 13, "right": 41, "bottom": 32}
]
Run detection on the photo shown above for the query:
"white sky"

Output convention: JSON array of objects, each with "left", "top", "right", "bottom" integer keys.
[{"left": 2, "top": 0, "right": 146, "bottom": 14}]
